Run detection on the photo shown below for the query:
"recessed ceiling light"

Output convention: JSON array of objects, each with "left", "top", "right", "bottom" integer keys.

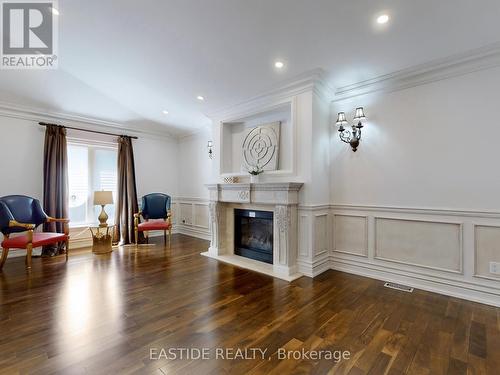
[
  {"left": 274, "top": 61, "right": 284, "bottom": 69},
  {"left": 162, "top": 110, "right": 169, "bottom": 115},
  {"left": 51, "top": 7, "right": 60, "bottom": 15},
  {"left": 377, "top": 14, "right": 389, "bottom": 24},
  {"left": 197, "top": 95, "right": 205, "bottom": 101}
]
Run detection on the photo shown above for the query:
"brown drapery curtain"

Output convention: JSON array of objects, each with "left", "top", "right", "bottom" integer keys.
[
  {"left": 115, "top": 136, "right": 142, "bottom": 245},
  {"left": 43, "top": 125, "right": 69, "bottom": 256}
]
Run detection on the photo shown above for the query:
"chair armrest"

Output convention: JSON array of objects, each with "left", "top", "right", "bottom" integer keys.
[
  {"left": 46, "top": 217, "right": 70, "bottom": 223},
  {"left": 46, "top": 217, "right": 70, "bottom": 235},
  {"left": 8, "top": 220, "right": 35, "bottom": 230},
  {"left": 133, "top": 211, "right": 142, "bottom": 219}
]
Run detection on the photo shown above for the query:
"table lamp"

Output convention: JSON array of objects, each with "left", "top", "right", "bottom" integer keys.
[{"left": 93, "top": 191, "right": 114, "bottom": 227}]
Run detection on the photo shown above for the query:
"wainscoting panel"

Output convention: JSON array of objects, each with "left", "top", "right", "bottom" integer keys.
[
  {"left": 475, "top": 225, "right": 500, "bottom": 280},
  {"left": 333, "top": 214, "right": 368, "bottom": 257},
  {"left": 194, "top": 204, "right": 209, "bottom": 229},
  {"left": 329, "top": 205, "right": 500, "bottom": 307},
  {"left": 174, "top": 198, "right": 211, "bottom": 240},
  {"left": 375, "top": 217, "right": 462, "bottom": 273},
  {"left": 171, "top": 202, "right": 179, "bottom": 225},
  {"left": 313, "top": 214, "right": 328, "bottom": 257},
  {"left": 179, "top": 203, "right": 193, "bottom": 225},
  {"left": 297, "top": 206, "right": 331, "bottom": 277},
  {"left": 298, "top": 213, "right": 310, "bottom": 258}
]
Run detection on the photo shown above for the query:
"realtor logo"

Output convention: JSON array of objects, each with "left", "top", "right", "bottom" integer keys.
[{"left": 1, "top": 0, "right": 58, "bottom": 69}]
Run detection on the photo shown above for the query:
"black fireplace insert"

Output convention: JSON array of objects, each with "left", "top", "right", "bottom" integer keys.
[{"left": 234, "top": 209, "right": 273, "bottom": 264}]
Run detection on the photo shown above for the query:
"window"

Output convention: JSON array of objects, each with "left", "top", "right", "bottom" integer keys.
[{"left": 67, "top": 141, "right": 118, "bottom": 227}]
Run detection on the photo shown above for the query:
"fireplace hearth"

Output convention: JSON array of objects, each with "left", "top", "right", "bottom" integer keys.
[{"left": 234, "top": 209, "right": 273, "bottom": 264}]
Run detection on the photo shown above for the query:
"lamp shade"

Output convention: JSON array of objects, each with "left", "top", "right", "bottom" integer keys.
[
  {"left": 93, "top": 191, "right": 114, "bottom": 206},
  {"left": 353, "top": 107, "right": 366, "bottom": 121},
  {"left": 336, "top": 112, "right": 348, "bottom": 125},
  {"left": 207, "top": 140, "right": 213, "bottom": 148}
]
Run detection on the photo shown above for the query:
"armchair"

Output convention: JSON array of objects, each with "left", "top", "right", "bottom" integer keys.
[
  {"left": 134, "top": 193, "right": 172, "bottom": 248},
  {"left": 0, "top": 195, "right": 69, "bottom": 271}
]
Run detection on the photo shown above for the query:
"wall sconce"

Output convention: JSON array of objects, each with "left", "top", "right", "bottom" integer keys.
[
  {"left": 336, "top": 107, "right": 367, "bottom": 152},
  {"left": 207, "top": 140, "right": 213, "bottom": 159}
]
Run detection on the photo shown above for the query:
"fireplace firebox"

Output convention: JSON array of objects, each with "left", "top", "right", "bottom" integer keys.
[{"left": 234, "top": 209, "right": 273, "bottom": 264}]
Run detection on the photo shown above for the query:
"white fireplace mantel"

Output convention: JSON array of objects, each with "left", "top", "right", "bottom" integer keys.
[
  {"left": 206, "top": 182, "right": 302, "bottom": 205},
  {"left": 202, "top": 182, "right": 304, "bottom": 281}
]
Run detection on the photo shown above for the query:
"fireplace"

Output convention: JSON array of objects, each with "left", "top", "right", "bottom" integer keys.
[{"left": 234, "top": 209, "right": 274, "bottom": 264}]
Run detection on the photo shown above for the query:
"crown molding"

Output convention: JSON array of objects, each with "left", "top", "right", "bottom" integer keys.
[
  {"left": 177, "top": 126, "right": 211, "bottom": 140},
  {"left": 333, "top": 42, "right": 500, "bottom": 102},
  {"left": 207, "top": 68, "right": 335, "bottom": 121},
  {"left": 0, "top": 101, "right": 176, "bottom": 140}
]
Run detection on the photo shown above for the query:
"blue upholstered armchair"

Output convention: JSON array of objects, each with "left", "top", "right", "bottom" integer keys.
[
  {"left": 0, "top": 195, "right": 69, "bottom": 270},
  {"left": 134, "top": 193, "right": 172, "bottom": 247}
]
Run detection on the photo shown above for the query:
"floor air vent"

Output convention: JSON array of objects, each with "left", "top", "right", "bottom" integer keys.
[{"left": 384, "top": 282, "right": 414, "bottom": 293}]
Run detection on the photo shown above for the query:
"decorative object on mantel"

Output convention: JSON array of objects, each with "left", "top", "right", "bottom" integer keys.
[
  {"left": 248, "top": 166, "right": 264, "bottom": 183},
  {"left": 207, "top": 140, "right": 213, "bottom": 159},
  {"left": 335, "top": 107, "right": 367, "bottom": 152},
  {"left": 223, "top": 176, "right": 239, "bottom": 184},
  {"left": 242, "top": 121, "right": 280, "bottom": 172}
]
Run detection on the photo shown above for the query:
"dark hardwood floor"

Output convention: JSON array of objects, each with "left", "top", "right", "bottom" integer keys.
[{"left": 0, "top": 234, "right": 499, "bottom": 375}]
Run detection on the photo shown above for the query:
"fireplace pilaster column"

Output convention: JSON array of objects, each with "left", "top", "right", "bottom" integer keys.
[
  {"left": 274, "top": 204, "right": 298, "bottom": 276},
  {"left": 208, "top": 201, "right": 224, "bottom": 256}
]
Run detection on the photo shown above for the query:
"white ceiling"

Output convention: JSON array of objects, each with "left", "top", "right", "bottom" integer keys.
[{"left": 1, "top": 0, "right": 499, "bottom": 136}]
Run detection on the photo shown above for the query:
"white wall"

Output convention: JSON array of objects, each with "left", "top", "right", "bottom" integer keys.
[
  {"left": 172, "top": 128, "right": 212, "bottom": 240},
  {"left": 331, "top": 66, "right": 500, "bottom": 211},
  {"left": 0, "top": 117, "right": 45, "bottom": 200},
  {"left": 328, "top": 65, "right": 500, "bottom": 306},
  {"left": 134, "top": 135, "right": 178, "bottom": 198},
  {"left": 177, "top": 128, "right": 212, "bottom": 199},
  {"left": 0, "top": 115, "right": 179, "bottom": 254}
]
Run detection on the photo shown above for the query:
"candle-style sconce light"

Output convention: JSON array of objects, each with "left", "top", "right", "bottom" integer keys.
[
  {"left": 207, "top": 140, "right": 213, "bottom": 159},
  {"left": 336, "top": 107, "right": 367, "bottom": 152}
]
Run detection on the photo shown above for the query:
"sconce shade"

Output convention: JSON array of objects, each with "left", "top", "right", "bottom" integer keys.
[
  {"left": 353, "top": 107, "right": 366, "bottom": 122},
  {"left": 93, "top": 191, "right": 114, "bottom": 206},
  {"left": 336, "top": 112, "right": 348, "bottom": 125}
]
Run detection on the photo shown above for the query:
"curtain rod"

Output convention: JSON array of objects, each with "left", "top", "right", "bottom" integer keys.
[{"left": 38, "top": 122, "right": 138, "bottom": 139}]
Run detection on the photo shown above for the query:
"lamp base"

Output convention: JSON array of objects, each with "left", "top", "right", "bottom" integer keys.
[{"left": 98, "top": 205, "right": 109, "bottom": 227}]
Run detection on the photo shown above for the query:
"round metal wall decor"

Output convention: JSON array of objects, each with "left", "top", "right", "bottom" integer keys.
[{"left": 242, "top": 121, "right": 280, "bottom": 171}]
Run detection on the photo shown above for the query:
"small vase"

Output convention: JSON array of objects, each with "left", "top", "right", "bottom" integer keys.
[{"left": 250, "top": 174, "right": 260, "bottom": 184}]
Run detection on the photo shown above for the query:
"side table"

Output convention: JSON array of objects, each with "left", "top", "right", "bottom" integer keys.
[{"left": 89, "top": 225, "right": 115, "bottom": 254}]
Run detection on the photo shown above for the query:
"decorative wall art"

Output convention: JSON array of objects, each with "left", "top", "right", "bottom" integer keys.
[{"left": 241, "top": 121, "right": 280, "bottom": 172}]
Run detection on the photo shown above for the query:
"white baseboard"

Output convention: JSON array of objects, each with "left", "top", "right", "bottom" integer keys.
[
  {"left": 174, "top": 225, "right": 211, "bottom": 241},
  {"left": 329, "top": 256, "right": 500, "bottom": 307},
  {"left": 297, "top": 254, "right": 330, "bottom": 277}
]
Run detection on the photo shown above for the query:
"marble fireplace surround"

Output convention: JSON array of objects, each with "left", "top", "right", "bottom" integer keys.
[{"left": 202, "top": 183, "right": 304, "bottom": 281}]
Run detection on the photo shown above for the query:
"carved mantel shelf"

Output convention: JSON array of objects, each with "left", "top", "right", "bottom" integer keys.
[
  {"left": 205, "top": 182, "right": 303, "bottom": 205},
  {"left": 203, "top": 182, "right": 304, "bottom": 282}
]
